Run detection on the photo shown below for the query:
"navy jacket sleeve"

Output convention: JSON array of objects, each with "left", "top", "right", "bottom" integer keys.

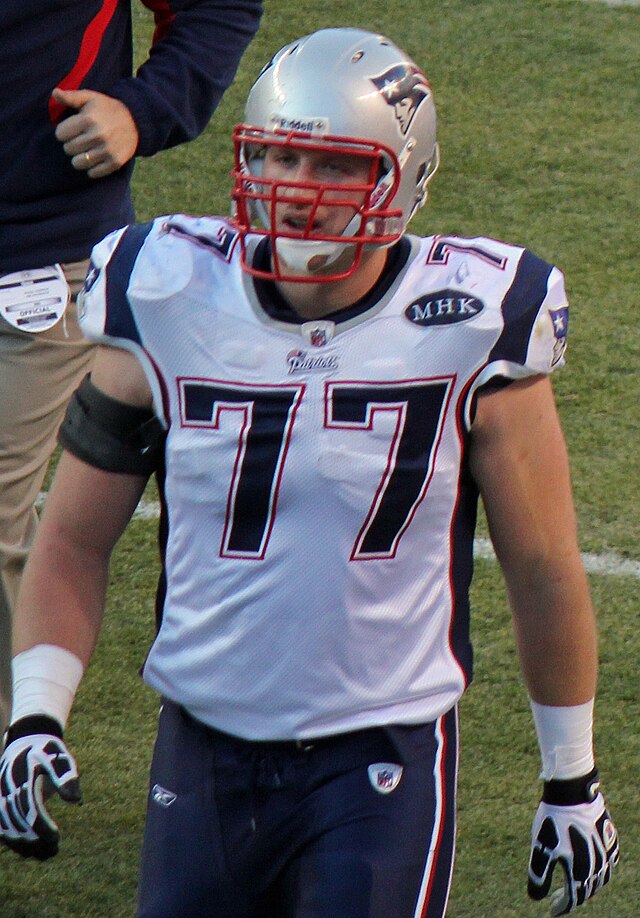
[{"left": 110, "top": 0, "right": 263, "bottom": 157}]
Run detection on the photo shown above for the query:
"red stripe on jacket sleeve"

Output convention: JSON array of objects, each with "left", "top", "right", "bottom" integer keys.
[
  {"left": 49, "top": 0, "right": 121, "bottom": 123},
  {"left": 141, "top": 0, "right": 177, "bottom": 44}
]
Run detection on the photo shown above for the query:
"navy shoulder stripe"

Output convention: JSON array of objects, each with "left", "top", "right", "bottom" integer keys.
[
  {"left": 488, "top": 249, "right": 553, "bottom": 366},
  {"left": 103, "top": 222, "right": 154, "bottom": 345}
]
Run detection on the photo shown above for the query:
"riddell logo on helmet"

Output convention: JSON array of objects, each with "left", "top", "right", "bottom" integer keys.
[{"left": 270, "top": 114, "right": 329, "bottom": 135}]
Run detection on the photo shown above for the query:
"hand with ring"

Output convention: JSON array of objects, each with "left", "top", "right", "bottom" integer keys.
[{"left": 52, "top": 86, "right": 139, "bottom": 179}]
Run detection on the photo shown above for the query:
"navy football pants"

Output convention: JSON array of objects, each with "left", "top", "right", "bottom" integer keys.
[{"left": 137, "top": 701, "right": 459, "bottom": 918}]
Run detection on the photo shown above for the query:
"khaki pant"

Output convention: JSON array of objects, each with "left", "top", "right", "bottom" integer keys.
[{"left": 0, "top": 260, "right": 95, "bottom": 734}]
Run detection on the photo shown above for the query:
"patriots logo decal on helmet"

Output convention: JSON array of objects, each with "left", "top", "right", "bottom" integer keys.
[{"left": 371, "top": 65, "right": 431, "bottom": 136}]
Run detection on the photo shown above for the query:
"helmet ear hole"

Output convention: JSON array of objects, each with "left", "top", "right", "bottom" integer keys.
[
  {"left": 412, "top": 161, "right": 431, "bottom": 213},
  {"left": 416, "top": 162, "right": 427, "bottom": 185}
]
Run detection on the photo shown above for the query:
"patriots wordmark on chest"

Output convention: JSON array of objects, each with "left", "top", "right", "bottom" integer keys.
[{"left": 405, "top": 289, "right": 485, "bottom": 327}]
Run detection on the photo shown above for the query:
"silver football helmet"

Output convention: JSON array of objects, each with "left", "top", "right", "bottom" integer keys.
[{"left": 231, "top": 28, "right": 439, "bottom": 282}]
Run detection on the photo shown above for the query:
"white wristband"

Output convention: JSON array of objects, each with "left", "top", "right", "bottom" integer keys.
[
  {"left": 11, "top": 644, "right": 84, "bottom": 730},
  {"left": 529, "top": 698, "right": 595, "bottom": 780}
]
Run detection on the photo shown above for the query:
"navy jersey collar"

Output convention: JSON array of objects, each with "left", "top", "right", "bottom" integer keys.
[{"left": 251, "top": 238, "right": 412, "bottom": 325}]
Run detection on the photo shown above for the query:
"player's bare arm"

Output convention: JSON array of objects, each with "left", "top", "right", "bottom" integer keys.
[
  {"left": 90, "top": 344, "right": 154, "bottom": 409},
  {"left": 1, "top": 344, "right": 157, "bottom": 860},
  {"left": 12, "top": 348, "right": 153, "bottom": 663},
  {"left": 12, "top": 452, "right": 146, "bottom": 663},
  {"left": 469, "top": 373, "right": 597, "bottom": 705},
  {"left": 0, "top": 449, "right": 146, "bottom": 859},
  {"left": 470, "top": 375, "right": 618, "bottom": 915}
]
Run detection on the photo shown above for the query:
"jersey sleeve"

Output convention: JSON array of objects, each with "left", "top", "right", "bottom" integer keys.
[
  {"left": 79, "top": 216, "right": 218, "bottom": 425},
  {"left": 78, "top": 219, "right": 174, "bottom": 425},
  {"left": 79, "top": 213, "right": 234, "bottom": 347},
  {"left": 474, "top": 251, "right": 569, "bottom": 394},
  {"left": 78, "top": 222, "right": 154, "bottom": 347},
  {"left": 523, "top": 265, "right": 568, "bottom": 373}
]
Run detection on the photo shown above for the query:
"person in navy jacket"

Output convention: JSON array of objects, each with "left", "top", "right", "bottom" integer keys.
[{"left": 0, "top": 0, "right": 263, "bottom": 735}]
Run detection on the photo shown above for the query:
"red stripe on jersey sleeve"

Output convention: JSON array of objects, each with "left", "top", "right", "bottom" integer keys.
[{"left": 49, "top": 0, "right": 121, "bottom": 123}]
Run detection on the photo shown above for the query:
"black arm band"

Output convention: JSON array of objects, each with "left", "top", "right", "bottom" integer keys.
[
  {"left": 542, "top": 767, "right": 600, "bottom": 806},
  {"left": 5, "top": 715, "right": 64, "bottom": 747},
  {"left": 58, "top": 374, "right": 165, "bottom": 476}
]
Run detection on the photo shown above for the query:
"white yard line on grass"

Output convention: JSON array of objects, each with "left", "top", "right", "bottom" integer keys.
[
  {"left": 133, "top": 500, "right": 640, "bottom": 580},
  {"left": 35, "top": 493, "right": 640, "bottom": 579},
  {"left": 587, "top": 0, "right": 640, "bottom": 6},
  {"left": 473, "top": 537, "right": 640, "bottom": 580}
]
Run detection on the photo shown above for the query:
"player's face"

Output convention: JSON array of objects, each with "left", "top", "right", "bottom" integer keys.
[{"left": 261, "top": 145, "right": 373, "bottom": 239}]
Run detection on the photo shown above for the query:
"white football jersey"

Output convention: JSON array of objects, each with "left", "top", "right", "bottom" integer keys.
[{"left": 80, "top": 215, "right": 569, "bottom": 740}]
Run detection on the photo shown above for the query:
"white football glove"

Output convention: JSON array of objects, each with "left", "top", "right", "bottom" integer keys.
[
  {"left": 0, "top": 715, "right": 82, "bottom": 860},
  {"left": 527, "top": 768, "right": 619, "bottom": 915}
]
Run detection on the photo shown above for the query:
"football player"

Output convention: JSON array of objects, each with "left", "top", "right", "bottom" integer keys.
[{"left": 0, "top": 28, "right": 618, "bottom": 918}]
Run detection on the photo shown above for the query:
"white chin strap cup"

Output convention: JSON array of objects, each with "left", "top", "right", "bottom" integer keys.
[{"left": 274, "top": 237, "right": 354, "bottom": 275}]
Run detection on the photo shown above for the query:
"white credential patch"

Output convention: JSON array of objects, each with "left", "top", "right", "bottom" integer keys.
[{"left": 0, "top": 264, "right": 69, "bottom": 333}]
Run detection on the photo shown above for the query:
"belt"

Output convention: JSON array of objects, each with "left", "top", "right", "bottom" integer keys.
[{"left": 177, "top": 704, "right": 403, "bottom": 756}]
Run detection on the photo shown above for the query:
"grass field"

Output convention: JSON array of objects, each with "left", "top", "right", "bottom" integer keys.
[{"left": 1, "top": 1, "right": 638, "bottom": 915}]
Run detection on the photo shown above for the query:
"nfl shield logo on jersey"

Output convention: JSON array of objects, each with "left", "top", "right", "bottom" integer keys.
[
  {"left": 368, "top": 763, "right": 404, "bottom": 794},
  {"left": 301, "top": 320, "right": 335, "bottom": 347}
]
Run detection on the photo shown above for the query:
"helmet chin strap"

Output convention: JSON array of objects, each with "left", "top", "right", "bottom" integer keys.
[
  {"left": 272, "top": 208, "right": 367, "bottom": 277},
  {"left": 273, "top": 237, "right": 356, "bottom": 276}
]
